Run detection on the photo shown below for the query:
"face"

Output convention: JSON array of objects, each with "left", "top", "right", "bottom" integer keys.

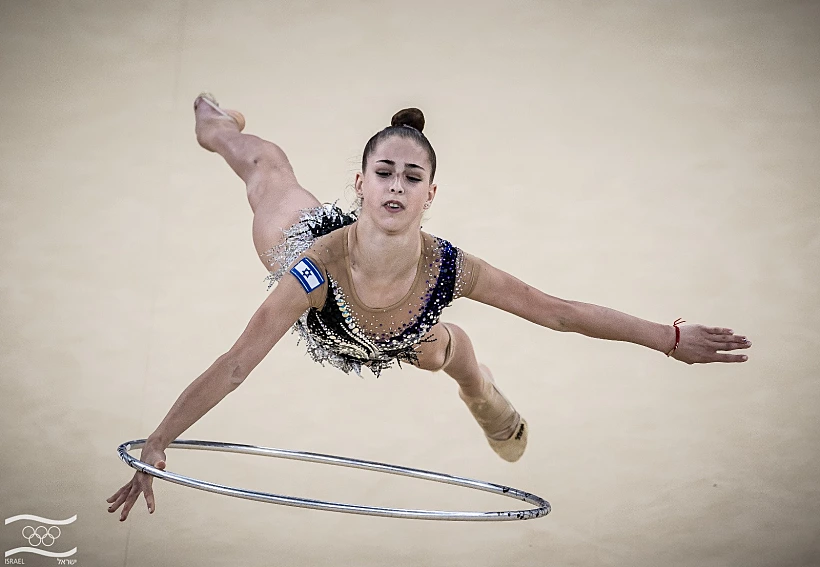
[{"left": 355, "top": 135, "right": 437, "bottom": 231}]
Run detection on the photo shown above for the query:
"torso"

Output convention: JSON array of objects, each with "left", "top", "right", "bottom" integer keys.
[
  {"left": 346, "top": 223, "right": 426, "bottom": 311},
  {"left": 291, "top": 223, "right": 480, "bottom": 376}
]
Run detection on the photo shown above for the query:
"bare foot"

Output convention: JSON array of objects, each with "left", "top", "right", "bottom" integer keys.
[{"left": 193, "top": 94, "right": 245, "bottom": 152}]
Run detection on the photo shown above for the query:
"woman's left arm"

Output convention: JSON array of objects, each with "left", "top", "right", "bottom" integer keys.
[{"left": 467, "top": 259, "right": 751, "bottom": 364}]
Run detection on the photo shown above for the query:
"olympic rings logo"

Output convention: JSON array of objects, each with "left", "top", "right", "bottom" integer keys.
[{"left": 21, "top": 525, "right": 61, "bottom": 547}]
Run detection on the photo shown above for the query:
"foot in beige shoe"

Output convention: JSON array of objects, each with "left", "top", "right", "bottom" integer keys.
[
  {"left": 194, "top": 92, "right": 246, "bottom": 151},
  {"left": 459, "top": 364, "right": 528, "bottom": 462},
  {"left": 487, "top": 417, "right": 528, "bottom": 463}
]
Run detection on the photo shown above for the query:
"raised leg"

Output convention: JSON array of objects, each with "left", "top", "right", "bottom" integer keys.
[
  {"left": 194, "top": 95, "right": 320, "bottom": 270},
  {"left": 416, "top": 322, "right": 528, "bottom": 462}
]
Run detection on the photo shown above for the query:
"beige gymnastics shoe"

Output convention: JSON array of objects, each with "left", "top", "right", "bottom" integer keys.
[
  {"left": 459, "top": 364, "right": 528, "bottom": 462},
  {"left": 194, "top": 92, "right": 246, "bottom": 131},
  {"left": 487, "top": 417, "right": 528, "bottom": 463}
]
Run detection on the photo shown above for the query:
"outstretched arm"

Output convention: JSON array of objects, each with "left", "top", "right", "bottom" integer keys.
[
  {"left": 144, "top": 274, "right": 310, "bottom": 448},
  {"left": 108, "top": 274, "right": 310, "bottom": 521},
  {"left": 468, "top": 259, "right": 751, "bottom": 364}
]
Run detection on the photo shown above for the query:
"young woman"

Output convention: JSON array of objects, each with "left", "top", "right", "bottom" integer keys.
[{"left": 107, "top": 94, "right": 751, "bottom": 521}]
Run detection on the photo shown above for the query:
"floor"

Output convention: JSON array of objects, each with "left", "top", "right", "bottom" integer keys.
[{"left": 1, "top": 1, "right": 818, "bottom": 566}]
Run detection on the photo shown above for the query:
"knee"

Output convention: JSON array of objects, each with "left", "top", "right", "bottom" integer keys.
[
  {"left": 225, "top": 136, "right": 295, "bottom": 185},
  {"left": 249, "top": 140, "right": 294, "bottom": 175},
  {"left": 415, "top": 323, "right": 458, "bottom": 372}
]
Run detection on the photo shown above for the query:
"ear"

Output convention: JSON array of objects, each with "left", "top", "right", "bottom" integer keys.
[
  {"left": 427, "top": 182, "right": 437, "bottom": 204},
  {"left": 354, "top": 172, "right": 364, "bottom": 197}
]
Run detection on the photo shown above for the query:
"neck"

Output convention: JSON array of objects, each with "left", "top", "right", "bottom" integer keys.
[{"left": 349, "top": 214, "right": 422, "bottom": 278}]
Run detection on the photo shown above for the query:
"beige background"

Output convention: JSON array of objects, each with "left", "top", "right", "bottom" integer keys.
[{"left": 1, "top": 1, "right": 818, "bottom": 566}]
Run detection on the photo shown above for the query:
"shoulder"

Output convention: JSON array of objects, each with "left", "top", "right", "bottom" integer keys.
[
  {"left": 287, "top": 226, "right": 350, "bottom": 309},
  {"left": 420, "top": 230, "right": 479, "bottom": 263},
  {"left": 420, "top": 231, "right": 484, "bottom": 299},
  {"left": 421, "top": 230, "right": 459, "bottom": 256},
  {"left": 298, "top": 224, "right": 350, "bottom": 279},
  {"left": 305, "top": 225, "right": 348, "bottom": 266}
]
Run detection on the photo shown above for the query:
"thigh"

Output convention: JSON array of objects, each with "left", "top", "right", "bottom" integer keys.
[{"left": 249, "top": 173, "right": 321, "bottom": 270}]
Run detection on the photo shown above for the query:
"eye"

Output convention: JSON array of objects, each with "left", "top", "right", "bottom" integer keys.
[
  {"left": 407, "top": 176, "right": 422, "bottom": 183},
  {"left": 376, "top": 171, "right": 391, "bottom": 177}
]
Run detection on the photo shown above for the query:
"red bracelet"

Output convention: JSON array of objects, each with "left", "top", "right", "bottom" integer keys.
[{"left": 666, "top": 318, "right": 685, "bottom": 357}]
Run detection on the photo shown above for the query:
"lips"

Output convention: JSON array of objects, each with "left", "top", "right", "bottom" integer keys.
[{"left": 383, "top": 200, "right": 405, "bottom": 211}]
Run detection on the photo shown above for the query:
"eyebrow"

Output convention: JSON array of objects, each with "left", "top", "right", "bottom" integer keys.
[{"left": 375, "top": 159, "right": 425, "bottom": 171}]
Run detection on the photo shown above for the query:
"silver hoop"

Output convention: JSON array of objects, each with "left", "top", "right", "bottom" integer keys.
[{"left": 118, "top": 439, "right": 551, "bottom": 522}]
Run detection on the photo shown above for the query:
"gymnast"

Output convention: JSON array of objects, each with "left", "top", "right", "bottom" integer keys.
[{"left": 107, "top": 94, "right": 752, "bottom": 521}]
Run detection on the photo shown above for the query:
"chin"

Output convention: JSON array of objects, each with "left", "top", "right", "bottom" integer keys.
[{"left": 365, "top": 208, "right": 422, "bottom": 233}]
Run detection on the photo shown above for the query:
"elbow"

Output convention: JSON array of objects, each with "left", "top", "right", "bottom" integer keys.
[
  {"left": 519, "top": 288, "right": 576, "bottom": 332},
  {"left": 219, "top": 353, "right": 250, "bottom": 387},
  {"left": 552, "top": 300, "right": 580, "bottom": 333}
]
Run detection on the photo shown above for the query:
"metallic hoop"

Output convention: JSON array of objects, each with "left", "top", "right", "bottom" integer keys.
[{"left": 118, "top": 439, "right": 551, "bottom": 522}]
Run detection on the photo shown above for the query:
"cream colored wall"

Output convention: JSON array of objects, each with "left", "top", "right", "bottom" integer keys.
[{"left": 1, "top": 1, "right": 818, "bottom": 566}]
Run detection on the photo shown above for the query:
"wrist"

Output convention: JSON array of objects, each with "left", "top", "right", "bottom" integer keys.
[
  {"left": 145, "top": 433, "right": 169, "bottom": 451},
  {"left": 664, "top": 318, "right": 685, "bottom": 357},
  {"left": 647, "top": 322, "right": 675, "bottom": 353}
]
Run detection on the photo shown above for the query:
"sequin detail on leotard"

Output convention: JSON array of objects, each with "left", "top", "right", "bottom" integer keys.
[
  {"left": 295, "top": 236, "right": 470, "bottom": 376},
  {"left": 265, "top": 204, "right": 479, "bottom": 377}
]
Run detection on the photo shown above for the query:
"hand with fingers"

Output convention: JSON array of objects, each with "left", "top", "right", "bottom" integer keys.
[
  {"left": 107, "top": 442, "right": 167, "bottom": 521},
  {"left": 671, "top": 323, "right": 752, "bottom": 364}
]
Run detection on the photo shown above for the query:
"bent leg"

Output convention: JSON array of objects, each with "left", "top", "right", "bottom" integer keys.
[
  {"left": 194, "top": 97, "right": 320, "bottom": 270},
  {"left": 416, "top": 322, "right": 528, "bottom": 462}
]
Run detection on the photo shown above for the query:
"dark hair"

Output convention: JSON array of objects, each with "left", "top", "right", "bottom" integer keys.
[{"left": 361, "top": 108, "right": 437, "bottom": 182}]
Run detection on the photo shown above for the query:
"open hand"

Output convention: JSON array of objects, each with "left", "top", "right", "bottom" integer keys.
[
  {"left": 673, "top": 324, "right": 751, "bottom": 364},
  {"left": 107, "top": 444, "right": 167, "bottom": 521}
]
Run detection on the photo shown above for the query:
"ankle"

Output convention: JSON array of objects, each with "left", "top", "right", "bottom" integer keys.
[
  {"left": 196, "top": 121, "right": 238, "bottom": 153},
  {"left": 460, "top": 381, "right": 518, "bottom": 437},
  {"left": 486, "top": 412, "right": 519, "bottom": 441},
  {"left": 458, "top": 381, "right": 485, "bottom": 399}
]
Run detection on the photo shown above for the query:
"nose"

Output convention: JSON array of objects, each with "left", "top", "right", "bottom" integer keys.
[{"left": 389, "top": 175, "right": 404, "bottom": 194}]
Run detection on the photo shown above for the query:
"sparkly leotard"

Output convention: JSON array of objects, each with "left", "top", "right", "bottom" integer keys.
[{"left": 265, "top": 204, "right": 481, "bottom": 376}]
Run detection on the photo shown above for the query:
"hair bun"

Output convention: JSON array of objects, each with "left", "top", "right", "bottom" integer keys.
[{"left": 390, "top": 108, "right": 425, "bottom": 132}]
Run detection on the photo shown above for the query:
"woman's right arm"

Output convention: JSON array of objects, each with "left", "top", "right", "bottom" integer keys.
[{"left": 107, "top": 274, "right": 310, "bottom": 521}]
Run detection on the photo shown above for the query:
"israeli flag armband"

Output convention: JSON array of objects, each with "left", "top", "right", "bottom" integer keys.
[{"left": 290, "top": 258, "right": 325, "bottom": 294}]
